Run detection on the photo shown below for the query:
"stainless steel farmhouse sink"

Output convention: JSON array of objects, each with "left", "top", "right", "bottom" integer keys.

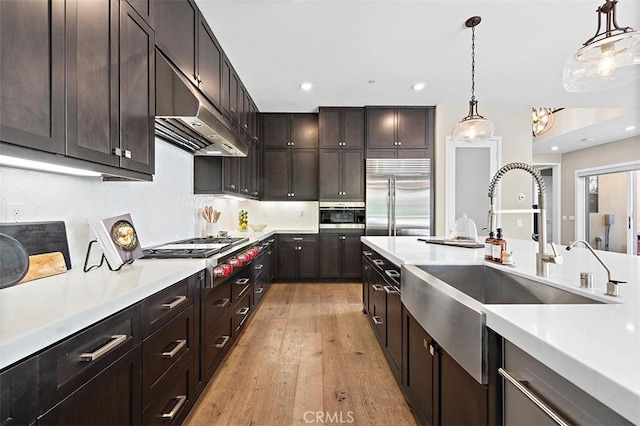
[{"left": 401, "top": 264, "right": 603, "bottom": 385}]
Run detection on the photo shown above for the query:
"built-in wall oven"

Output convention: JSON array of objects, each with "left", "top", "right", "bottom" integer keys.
[{"left": 319, "top": 202, "right": 365, "bottom": 229}]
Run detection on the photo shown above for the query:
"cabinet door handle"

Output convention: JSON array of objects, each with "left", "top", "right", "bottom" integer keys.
[
  {"left": 498, "top": 368, "right": 569, "bottom": 426},
  {"left": 237, "top": 307, "right": 250, "bottom": 315},
  {"left": 236, "top": 278, "right": 249, "bottom": 285},
  {"left": 340, "top": 236, "right": 346, "bottom": 240},
  {"left": 255, "top": 264, "right": 264, "bottom": 270},
  {"left": 372, "top": 284, "right": 384, "bottom": 292},
  {"left": 161, "top": 395, "right": 187, "bottom": 419},
  {"left": 123, "top": 149, "right": 132, "bottom": 159},
  {"left": 244, "top": 124, "right": 249, "bottom": 129},
  {"left": 80, "top": 334, "right": 127, "bottom": 362},
  {"left": 256, "top": 287, "right": 264, "bottom": 294},
  {"left": 429, "top": 344, "right": 435, "bottom": 356},
  {"left": 112, "top": 147, "right": 122, "bottom": 157},
  {"left": 363, "top": 251, "right": 373, "bottom": 256},
  {"left": 215, "top": 335, "right": 231, "bottom": 349},
  {"left": 162, "top": 295, "right": 187, "bottom": 310},
  {"left": 215, "top": 298, "right": 230, "bottom": 308},
  {"left": 230, "top": 107, "right": 236, "bottom": 113},
  {"left": 372, "top": 316, "right": 383, "bottom": 325},
  {"left": 397, "top": 141, "right": 401, "bottom": 146},
  {"left": 231, "top": 184, "right": 236, "bottom": 189},
  {"left": 162, "top": 339, "right": 187, "bottom": 358},
  {"left": 293, "top": 237, "right": 303, "bottom": 241},
  {"left": 267, "top": 251, "right": 272, "bottom": 255}
]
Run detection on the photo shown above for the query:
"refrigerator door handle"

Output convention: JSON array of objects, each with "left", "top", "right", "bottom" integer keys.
[
  {"left": 390, "top": 176, "right": 396, "bottom": 236},
  {"left": 387, "top": 178, "right": 392, "bottom": 236}
]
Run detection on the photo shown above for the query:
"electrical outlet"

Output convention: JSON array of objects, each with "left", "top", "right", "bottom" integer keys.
[
  {"left": 7, "top": 202, "right": 23, "bottom": 222},
  {"left": 298, "top": 210, "right": 304, "bottom": 217},
  {"left": 516, "top": 219, "right": 523, "bottom": 228}
]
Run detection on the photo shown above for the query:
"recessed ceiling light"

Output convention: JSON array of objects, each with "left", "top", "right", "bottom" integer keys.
[
  {"left": 300, "top": 82, "right": 313, "bottom": 91},
  {"left": 368, "top": 80, "right": 376, "bottom": 84},
  {"left": 625, "top": 125, "right": 636, "bottom": 131},
  {"left": 551, "top": 146, "right": 559, "bottom": 151},
  {"left": 412, "top": 82, "right": 426, "bottom": 91}
]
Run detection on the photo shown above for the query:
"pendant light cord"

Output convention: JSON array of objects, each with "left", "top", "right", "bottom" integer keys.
[{"left": 471, "top": 26, "right": 476, "bottom": 102}]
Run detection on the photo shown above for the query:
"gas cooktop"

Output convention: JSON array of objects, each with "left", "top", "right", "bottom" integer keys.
[{"left": 142, "top": 236, "right": 249, "bottom": 259}]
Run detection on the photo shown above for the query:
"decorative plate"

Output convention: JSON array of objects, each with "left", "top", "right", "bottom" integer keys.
[{"left": 110, "top": 220, "right": 138, "bottom": 250}]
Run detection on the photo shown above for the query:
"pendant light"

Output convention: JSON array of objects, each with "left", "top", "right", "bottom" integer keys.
[
  {"left": 532, "top": 107, "right": 556, "bottom": 137},
  {"left": 563, "top": 0, "right": 640, "bottom": 92},
  {"left": 452, "top": 16, "right": 494, "bottom": 142}
]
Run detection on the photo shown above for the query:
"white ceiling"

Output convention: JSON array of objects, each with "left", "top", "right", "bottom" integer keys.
[{"left": 196, "top": 0, "right": 640, "bottom": 152}]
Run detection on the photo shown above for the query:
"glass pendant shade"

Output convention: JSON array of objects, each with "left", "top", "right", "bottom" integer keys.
[
  {"left": 452, "top": 100, "right": 495, "bottom": 142},
  {"left": 563, "top": 0, "right": 640, "bottom": 92}
]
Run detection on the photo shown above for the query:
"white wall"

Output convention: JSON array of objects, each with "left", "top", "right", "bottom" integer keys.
[
  {"left": 435, "top": 104, "right": 533, "bottom": 239},
  {"left": 0, "top": 140, "right": 317, "bottom": 267}
]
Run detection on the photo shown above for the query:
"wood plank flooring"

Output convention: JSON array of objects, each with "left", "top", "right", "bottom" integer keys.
[{"left": 185, "top": 283, "right": 417, "bottom": 426}]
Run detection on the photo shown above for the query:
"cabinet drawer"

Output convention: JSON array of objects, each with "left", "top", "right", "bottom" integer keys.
[
  {"left": 142, "top": 355, "right": 192, "bottom": 426},
  {"left": 369, "top": 293, "right": 386, "bottom": 345},
  {"left": 253, "top": 277, "right": 266, "bottom": 306},
  {"left": 231, "top": 267, "right": 252, "bottom": 303},
  {"left": 233, "top": 292, "right": 252, "bottom": 334},
  {"left": 203, "top": 280, "right": 232, "bottom": 326},
  {"left": 39, "top": 304, "right": 142, "bottom": 410},
  {"left": 143, "top": 306, "right": 193, "bottom": 407},
  {"left": 143, "top": 275, "right": 192, "bottom": 336},
  {"left": 278, "top": 234, "right": 318, "bottom": 243},
  {"left": 0, "top": 357, "right": 38, "bottom": 425},
  {"left": 203, "top": 315, "right": 233, "bottom": 378}
]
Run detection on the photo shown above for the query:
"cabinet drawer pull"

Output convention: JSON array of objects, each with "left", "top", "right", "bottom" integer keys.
[
  {"left": 255, "top": 264, "right": 264, "bottom": 270},
  {"left": 385, "top": 270, "right": 400, "bottom": 279},
  {"left": 162, "top": 295, "right": 187, "bottom": 310},
  {"left": 372, "top": 284, "right": 384, "bottom": 292},
  {"left": 162, "top": 339, "right": 187, "bottom": 358},
  {"left": 363, "top": 251, "right": 373, "bottom": 256},
  {"left": 215, "top": 298, "right": 230, "bottom": 308},
  {"left": 161, "top": 395, "right": 187, "bottom": 419},
  {"left": 237, "top": 307, "right": 250, "bottom": 315},
  {"left": 256, "top": 288, "right": 264, "bottom": 294},
  {"left": 372, "top": 259, "right": 384, "bottom": 266},
  {"left": 236, "top": 278, "right": 249, "bottom": 285},
  {"left": 231, "top": 184, "right": 236, "bottom": 189},
  {"left": 230, "top": 107, "right": 236, "bottom": 113},
  {"left": 267, "top": 251, "right": 272, "bottom": 255},
  {"left": 215, "top": 335, "right": 230, "bottom": 349},
  {"left": 292, "top": 237, "right": 303, "bottom": 241},
  {"left": 498, "top": 368, "right": 569, "bottom": 426},
  {"left": 372, "top": 316, "right": 383, "bottom": 325},
  {"left": 80, "top": 334, "right": 127, "bottom": 362},
  {"left": 384, "top": 286, "right": 398, "bottom": 295}
]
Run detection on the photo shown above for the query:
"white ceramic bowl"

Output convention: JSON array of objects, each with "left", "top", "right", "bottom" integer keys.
[{"left": 249, "top": 223, "right": 267, "bottom": 232}]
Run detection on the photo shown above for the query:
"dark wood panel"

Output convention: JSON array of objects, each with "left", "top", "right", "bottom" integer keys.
[
  {"left": 440, "top": 349, "right": 488, "bottom": 426},
  {"left": 405, "top": 312, "right": 435, "bottom": 426},
  {"left": 318, "top": 149, "right": 341, "bottom": 199},
  {"left": 276, "top": 242, "right": 297, "bottom": 280},
  {"left": 120, "top": 2, "right": 155, "bottom": 174},
  {"left": 154, "top": 0, "right": 197, "bottom": 83},
  {"left": 142, "top": 275, "right": 191, "bottom": 336},
  {"left": 142, "top": 356, "right": 193, "bottom": 425},
  {"left": 65, "top": 0, "right": 119, "bottom": 166},
  {"left": 319, "top": 108, "right": 340, "bottom": 148},
  {"left": 319, "top": 234, "right": 341, "bottom": 279},
  {"left": 126, "top": 0, "right": 154, "bottom": 27},
  {"left": 397, "top": 149, "right": 429, "bottom": 159},
  {"left": 297, "top": 242, "right": 318, "bottom": 279},
  {"left": 396, "top": 108, "right": 428, "bottom": 149},
  {"left": 342, "top": 233, "right": 363, "bottom": 279},
  {"left": 365, "top": 108, "right": 396, "bottom": 149},
  {"left": 263, "top": 149, "right": 290, "bottom": 199},
  {"left": 343, "top": 108, "right": 364, "bottom": 149},
  {"left": 291, "top": 114, "right": 318, "bottom": 148},
  {"left": 291, "top": 149, "right": 318, "bottom": 200},
  {"left": 262, "top": 114, "right": 291, "bottom": 148},
  {"left": 0, "top": 357, "right": 38, "bottom": 425},
  {"left": 342, "top": 150, "right": 364, "bottom": 200},
  {"left": 0, "top": 0, "right": 65, "bottom": 154},
  {"left": 223, "top": 157, "right": 239, "bottom": 193},
  {"left": 366, "top": 149, "right": 397, "bottom": 159},
  {"left": 198, "top": 18, "right": 222, "bottom": 108}
]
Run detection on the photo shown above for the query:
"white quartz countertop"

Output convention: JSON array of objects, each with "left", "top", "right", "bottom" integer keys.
[
  {"left": 0, "top": 229, "right": 312, "bottom": 370},
  {"left": 362, "top": 236, "right": 640, "bottom": 424}
]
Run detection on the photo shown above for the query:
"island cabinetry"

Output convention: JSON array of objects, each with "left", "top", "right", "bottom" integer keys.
[
  {"left": 319, "top": 107, "right": 364, "bottom": 149},
  {"left": 318, "top": 230, "right": 364, "bottom": 280},
  {"left": 498, "top": 336, "right": 631, "bottom": 425},
  {"left": 202, "top": 279, "right": 233, "bottom": 381},
  {"left": 277, "top": 234, "right": 318, "bottom": 280},
  {"left": 0, "top": 357, "right": 38, "bottom": 425},
  {"left": 37, "top": 304, "right": 143, "bottom": 424},
  {"left": 365, "top": 107, "right": 434, "bottom": 159}
]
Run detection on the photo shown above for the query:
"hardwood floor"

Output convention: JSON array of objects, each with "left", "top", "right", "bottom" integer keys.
[{"left": 185, "top": 283, "right": 416, "bottom": 425}]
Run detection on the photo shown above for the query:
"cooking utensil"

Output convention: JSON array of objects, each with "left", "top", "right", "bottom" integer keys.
[
  {"left": 0, "top": 233, "right": 30, "bottom": 289},
  {"left": 0, "top": 221, "right": 72, "bottom": 269},
  {"left": 19, "top": 252, "right": 67, "bottom": 283}
]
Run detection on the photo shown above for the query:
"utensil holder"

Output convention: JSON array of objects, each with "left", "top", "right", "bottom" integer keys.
[{"left": 205, "top": 222, "right": 218, "bottom": 238}]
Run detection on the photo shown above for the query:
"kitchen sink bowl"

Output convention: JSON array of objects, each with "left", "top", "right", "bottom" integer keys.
[
  {"left": 402, "top": 264, "right": 602, "bottom": 385},
  {"left": 417, "top": 265, "right": 603, "bottom": 305}
]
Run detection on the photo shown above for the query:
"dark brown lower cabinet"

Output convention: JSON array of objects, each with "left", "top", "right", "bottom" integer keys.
[
  {"left": 276, "top": 235, "right": 318, "bottom": 280},
  {"left": 37, "top": 347, "right": 142, "bottom": 425},
  {"left": 440, "top": 349, "right": 488, "bottom": 425},
  {"left": 142, "top": 354, "right": 193, "bottom": 426},
  {"left": 318, "top": 230, "right": 363, "bottom": 280},
  {"left": 0, "top": 357, "right": 38, "bottom": 425}
]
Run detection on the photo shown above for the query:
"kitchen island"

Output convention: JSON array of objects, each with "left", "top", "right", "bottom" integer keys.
[{"left": 361, "top": 235, "right": 639, "bottom": 424}]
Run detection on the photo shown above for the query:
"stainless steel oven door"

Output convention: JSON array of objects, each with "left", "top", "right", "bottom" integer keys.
[{"left": 319, "top": 202, "right": 365, "bottom": 229}]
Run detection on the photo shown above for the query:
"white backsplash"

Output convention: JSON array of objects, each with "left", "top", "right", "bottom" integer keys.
[{"left": 0, "top": 139, "right": 318, "bottom": 267}]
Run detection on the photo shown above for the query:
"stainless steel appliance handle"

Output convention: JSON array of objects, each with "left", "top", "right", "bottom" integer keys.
[
  {"left": 162, "top": 295, "right": 187, "bottom": 310},
  {"left": 80, "top": 334, "right": 127, "bottom": 362},
  {"left": 498, "top": 368, "right": 569, "bottom": 426},
  {"left": 161, "top": 395, "right": 187, "bottom": 419},
  {"left": 162, "top": 339, "right": 187, "bottom": 358},
  {"left": 387, "top": 178, "right": 392, "bottom": 236},
  {"left": 391, "top": 176, "right": 397, "bottom": 236},
  {"left": 215, "top": 335, "right": 230, "bottom": 349}
]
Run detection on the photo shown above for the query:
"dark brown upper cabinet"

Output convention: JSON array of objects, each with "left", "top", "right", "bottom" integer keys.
[
  {"left": 263, "top": 114, "right": 318, "bottom": 149},
  {"left": 365, "top": 107, "right": 434, "bottom": 150},
  {"left": 221, "top": 57, "right": 240, "bottom": 122},
  {"left": 263, "top": 149, "right": 317, "bottom": 201},
  {"left": 319, "top": 107, "right": 364, "bottom": 149},
  {"left": 119, "top": 1, "right": 155, "bottom": 174},
  {"left": 197, "top": 17, "right": 222, "bottom": 108},
  {"left": 0, "top": 0, "right": 65, "bottom": 155},
  {"left": 154, "top": 0, "right": 198, "bottom": 85},
  {"left": 319, "top": 149, "right": 364, "bottom": 201}
]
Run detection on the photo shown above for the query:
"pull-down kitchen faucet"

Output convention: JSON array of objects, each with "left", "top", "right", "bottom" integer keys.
[
  {"left": 487, "top": 162, "right": 562, "bottom": 277},
  {"left": 566, "top": 240, "right": 626, "bottom": 297}
]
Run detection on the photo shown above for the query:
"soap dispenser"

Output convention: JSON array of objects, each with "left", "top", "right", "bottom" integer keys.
[
  {"left": 484, "top": 232, "right": 495, "bottom": 261},
  {"left": 492, "top": 228, "right": 507, "bottom": 262}
]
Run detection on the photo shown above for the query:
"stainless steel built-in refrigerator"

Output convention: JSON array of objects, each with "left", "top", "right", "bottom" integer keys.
[{"left": 365, "top": 158, "right": 432, "bottom": 236}]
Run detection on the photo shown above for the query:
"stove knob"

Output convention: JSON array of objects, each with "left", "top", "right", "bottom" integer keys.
[
  {"left": 230, "top": 257, "right": 243, "bottom": 267},
  {"left": 224, "top": 264, "right": 234, "bottom": 275},
  {"left": 213, "top": 265, "right": 229, "bottom": 278}
]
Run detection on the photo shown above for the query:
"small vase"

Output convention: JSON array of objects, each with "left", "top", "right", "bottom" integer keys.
[{"left": 205, "top": 222, "right": 218, "bottom": 238}]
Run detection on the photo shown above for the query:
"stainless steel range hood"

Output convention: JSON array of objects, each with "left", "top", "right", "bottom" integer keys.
[{"left": 154, "top": 51, "right": 247, "bottom": 157}]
